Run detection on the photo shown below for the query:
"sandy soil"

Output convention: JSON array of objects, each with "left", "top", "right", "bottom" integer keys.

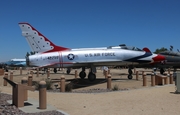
[{"left": 0, "top": 68, "right": 180, "bottom": 115}]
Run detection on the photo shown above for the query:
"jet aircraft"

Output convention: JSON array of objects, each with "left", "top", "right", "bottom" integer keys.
[
  {"left": 157, "top": 50, "right": 180, "bottom": 74},
  {"left": 18, "top": 22, "right": 165, "bottom": 81},
  {"left": 5, "top": 58, "right": 26, "bottom": 67}
]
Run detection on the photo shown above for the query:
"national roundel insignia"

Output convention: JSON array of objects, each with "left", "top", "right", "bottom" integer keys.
[{"left": 67, "top": 53, "right": 75, "bottom": 60}]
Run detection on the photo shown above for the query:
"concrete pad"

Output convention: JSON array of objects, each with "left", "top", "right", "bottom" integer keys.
[{"left": 7, "top": 98, "right": 57, "bottom": 113}]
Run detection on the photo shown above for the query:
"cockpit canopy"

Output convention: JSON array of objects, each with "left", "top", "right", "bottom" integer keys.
[{"left": 107, "top": 44, "right": 142, "bottom": 51}]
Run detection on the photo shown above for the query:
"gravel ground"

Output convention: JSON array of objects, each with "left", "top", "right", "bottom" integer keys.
[
  {"left": 0, "top": 93, "right": 64, "bottom": 115},
  {"left": 48, "top": 88, "right": 129, "bottom": 93}
]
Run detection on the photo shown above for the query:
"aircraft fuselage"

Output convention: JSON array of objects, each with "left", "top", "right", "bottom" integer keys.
[{"left": 27, "top": 48, "right": 157, "bottom": 68}]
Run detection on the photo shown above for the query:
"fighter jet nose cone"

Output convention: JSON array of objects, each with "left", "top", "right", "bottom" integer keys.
[{"left": 152, "top": 55, "right": 165, "bottom": 62}]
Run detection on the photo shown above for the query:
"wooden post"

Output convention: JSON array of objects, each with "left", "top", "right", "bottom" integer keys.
[
  {"left": 143, "top": 73, "right": 147, "bottom": 86},
  {"left": 60, "top": 75, "right": 65, "bottom": 92},
  {"left": 21, "top": 77, "right": 28, "bottom": 101},
  {"left": 142, "top": 71, "right": 144, "bottom": 78},
  {"left": 169, "top": 74, "right": 173, "bottom": 84},
  {"left": 136, "top": 71, "right": 139, "bottom": 80},
  {"left": 155, "top": 75, "right": 159, "bottom": 85},
  {"left": 164, "top": 77, "right": 168, "bottom": 85},
  {"left": 151, "top": 73, "right": 155, "bottom": 86},
  {"left": 28, "top": 74, "right": 33, "bottom": 86},
  {"left": 107, "top": 74, "right": 111, "bottom": 89},
  {"left": 39, "top": 81, "right": 47, "bottom": 109},
  {"left": 3, "top": 72, "right": 8, "bottom": 86},
  {"left": 36, "top": 68, "right": 39, "bottom": 77},
  {"left": 108, "top": 69, "right": 110, "bottom": 75},
  {"left": 75, "top": 70, "right": 78, "bottom": 79},
  {"left": 105, "top": 70, "right": 108, "bottom": 79},
  {"left": 10, "top": 71, "right": 13, "bottom": 81},
  {"left": 20, "top": 67, "right": 22, "bottom": 75},
  {"left": 30, "top": 70, "right": 33, "bottom": 76}
]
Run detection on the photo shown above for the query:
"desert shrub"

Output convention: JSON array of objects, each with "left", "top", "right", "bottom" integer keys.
[
  {"left": 45, "top": 79, "right": 53, "bottom": 90},
  {"left": 32, "top": 81, "right": 39, "bottom": 90},
  {"left": 65, "top": 83, "right": 73, "bottom": 92},
  {"left": 32, "top": 79, "right": 52, "bottom": 90},
  {"left": 112, "top": 84, "right": 119, "bottom": 91}
]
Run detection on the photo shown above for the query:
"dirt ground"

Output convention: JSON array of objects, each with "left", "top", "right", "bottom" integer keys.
[
  {"left": 0, "top": 68, "right": 155, "bottom": 90},
  {"left": 0, "top": 68, "right": 180, "bottom": 115}
]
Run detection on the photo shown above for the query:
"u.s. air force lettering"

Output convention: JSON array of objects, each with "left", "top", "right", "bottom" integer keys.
[{"left": 85, "top": 52, "right": 115, "bottom": 57}]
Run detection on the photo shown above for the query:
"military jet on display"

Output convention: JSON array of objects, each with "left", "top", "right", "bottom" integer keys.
[
  {"left": 5, "top": 58, "right": 26, "bottom": 67},
  {"left": 156, "top": 50, "right": 180, "bottom": 74},
  {"left": 2, "top": 58, "right": 26, "bottom": 72},
  {"left": 18, "top": 22, "right": 165, "bottom": 81}
]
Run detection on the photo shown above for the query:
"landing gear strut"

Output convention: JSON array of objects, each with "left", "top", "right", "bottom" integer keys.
[
  {"left": 79, "top": 66, "right": 97, "bottom": 81},
  {"left": 128, "top": 68, "right": 133, "bottom": 79}
]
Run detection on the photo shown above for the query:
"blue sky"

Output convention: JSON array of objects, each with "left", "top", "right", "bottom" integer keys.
[{"left": 0, "top": 0, "right": 180, "bottom": 62}]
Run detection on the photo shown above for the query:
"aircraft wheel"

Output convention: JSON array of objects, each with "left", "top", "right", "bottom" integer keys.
[
  {"left": 79, "top": 71, "right": 86, "bottom": 79},
  {"left": 66, "top": 69, "right": 71, "bottom": 74},
  {"left": 54, "top": 68, "right": 57, "bottom": 73},
  {"left": 128, "top": 75, "right": 133, "bottom": 79},
  {"left": 88, "top": 72, "right": 96, "bottom": 82},
  {"left": 160, "top": 68, "right": 165, "bottom": 74}
]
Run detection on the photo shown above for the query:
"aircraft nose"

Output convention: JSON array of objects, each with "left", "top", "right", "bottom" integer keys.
[{"left": 152, "top": 54, "right": 165, "bottom": 62}]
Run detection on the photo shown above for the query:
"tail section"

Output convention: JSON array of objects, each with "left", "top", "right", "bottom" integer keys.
[{"left": 18, "top": 22, "right": 70, "bottom": 53}]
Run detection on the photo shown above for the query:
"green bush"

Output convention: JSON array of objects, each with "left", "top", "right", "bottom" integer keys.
[
  {"left": 45, "top": 79, "right": 53, "bottom": 90},
  {"left": 32, "top": 79, "right": 53, "bottom": 90},
  {"left": 65, "top": 83, "right": 73, "bottom": 92},
  {"left": 32, "top": 81, "right": 39, "bottom": 90},
  {"left": 112, "top": 84, "right": 119, "bottom": 91}
]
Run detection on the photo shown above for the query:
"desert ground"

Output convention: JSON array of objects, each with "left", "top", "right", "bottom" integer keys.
[{"left": 0, "top": 68, "right": 180, "bottom": 115}]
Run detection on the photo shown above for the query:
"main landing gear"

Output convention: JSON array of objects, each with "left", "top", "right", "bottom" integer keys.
[
  {"left": 79, "top": 67, "right": 96, "bottom": 82},
  {"left": 128, "top": 68, "right": 133, "bottom": 79},
  {"left": 79, "top": 67, "right": 86, "bottom": 79},
  {"left": 88, "top": 68, "right": 96, "bottom": 82},
  {"left": 65, "top": 66, "right": 97, "bottom": 81},
  {"left": 53, "top": 68, "right": 57, "bottom": 73},
  {"left": 66, "top": 68, "right": 71, "bottom": 74}
]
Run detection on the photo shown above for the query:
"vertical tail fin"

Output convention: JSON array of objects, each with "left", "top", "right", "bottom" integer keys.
[{"left": 18, "top": 22, "right": 70, "bottom": 53}]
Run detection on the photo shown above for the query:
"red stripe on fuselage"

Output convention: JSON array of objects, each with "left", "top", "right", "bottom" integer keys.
[
  {"left": 61, "top": 52, "right": 63, "bottom": 67},
  {"left": 58, "top": 52, "right": 62, "bottom": 68}
]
